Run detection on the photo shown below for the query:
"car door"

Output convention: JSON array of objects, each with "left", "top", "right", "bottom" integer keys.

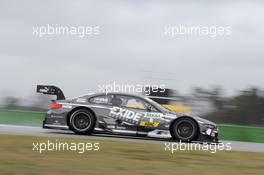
[{"left": 110, "top": 95, "right": 164, "bottom": 134}]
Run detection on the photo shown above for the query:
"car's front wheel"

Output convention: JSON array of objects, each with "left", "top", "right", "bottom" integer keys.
[
  {"left": 171, "top": 117, "right": 198, "bottom": 142},
  {"left": 69, "top": 109, "right": 95, "bottom": 135}
]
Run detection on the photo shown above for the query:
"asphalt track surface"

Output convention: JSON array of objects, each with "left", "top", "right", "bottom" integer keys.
[{"left": 0, "top": 124, "right": 263, "bottom": 153}]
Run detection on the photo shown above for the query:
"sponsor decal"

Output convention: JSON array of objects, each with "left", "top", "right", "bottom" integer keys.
[
  {"left": 92, "top": 97, "right": 108, "bottom": 104},
  {"left": 139, "top": 121, "right": 159, "bottom": 127},
  {"left": 50, "top": 115, "right": 64, "bottom": 118},
  {"left": 39, "top": 87, "right": 49, "bottom": 93},
  {"left": 62, "top": 104, "right": 72, "bottom": 109},
  {"left": 144, "top": 112, "right": 163, "bottom": 118},
  {"left": 106, "top": 125, "right": 126, "bottom": 130},
  {"left": 107, "top": 125, "right": 115, "bottom": 129},
  {"left": 109, "top": 107, "right": 144, "bottom": 124},
  {"left": 76, "top": 98, "right": 87, "bottom": 103},
  {"left": 116, "top": 126, "right": 126, "bottom": 130}
]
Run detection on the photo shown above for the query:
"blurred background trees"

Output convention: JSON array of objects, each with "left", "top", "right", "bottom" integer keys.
[
  {"left": 204, "top": 88, "right": 264, "bottom": 126},
  {"left": 3, "top": 96, "right": 20, "bottom": 109}
]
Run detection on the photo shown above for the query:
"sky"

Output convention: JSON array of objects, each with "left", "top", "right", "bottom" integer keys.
[{"left": 0, "top": 0, "right": 264, "bottom": 101}]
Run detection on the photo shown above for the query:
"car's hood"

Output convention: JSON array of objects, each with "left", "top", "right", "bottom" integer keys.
[
  {"left": 164, "top": 111, "right": 217, "bottom": 127},
  {"left": 192, "top": 115, "right": 217, "bottom": 126}
]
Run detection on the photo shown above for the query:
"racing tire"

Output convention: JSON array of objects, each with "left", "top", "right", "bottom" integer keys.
[
  {"left": 69, "top": 109, "right": 96, "bottom": 135},
  {"left": 170, "top": 117, "right": 198, "bottom": 142}
]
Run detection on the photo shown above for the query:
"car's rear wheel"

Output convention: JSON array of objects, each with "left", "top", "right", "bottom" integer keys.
[
  {"left": 171, "top": 117, "right": 198, "bottom": 142},
  {"left": 69, "top": 109, "right": 95, "bottom": 135}
]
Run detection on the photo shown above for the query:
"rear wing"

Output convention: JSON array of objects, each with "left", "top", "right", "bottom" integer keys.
[{"left": 36, "top": 85, "right": 65, "bottom": 100}]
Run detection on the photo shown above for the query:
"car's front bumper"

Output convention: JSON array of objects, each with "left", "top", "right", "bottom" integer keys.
[{"left": 198, "top": 124, "right": 219, "bottom": 143}]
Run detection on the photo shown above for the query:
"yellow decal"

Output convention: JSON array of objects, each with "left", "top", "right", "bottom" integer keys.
[{"left": 140, "top": 121, "right": 159, "bottom": 127}]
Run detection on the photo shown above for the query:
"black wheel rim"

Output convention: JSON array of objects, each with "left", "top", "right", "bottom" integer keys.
[
  {"left": 73, "top": 112, "right": 91, "bottom": 130},
  {"left": 176, "top": 121, "right": 194, "bottom": 139}
]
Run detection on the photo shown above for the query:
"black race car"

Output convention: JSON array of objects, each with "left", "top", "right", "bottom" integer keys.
[{"left": 37, "top": 85, "right": 218, "bottom": 142}]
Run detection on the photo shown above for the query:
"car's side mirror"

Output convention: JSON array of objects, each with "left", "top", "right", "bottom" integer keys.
[{"left": 146, "top": 105, "right": 152, "bottom": 112}]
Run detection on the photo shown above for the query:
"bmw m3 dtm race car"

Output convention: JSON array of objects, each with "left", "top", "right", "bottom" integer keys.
[{"left": 37, "top": 85, "right": 218, "bottom": 142}]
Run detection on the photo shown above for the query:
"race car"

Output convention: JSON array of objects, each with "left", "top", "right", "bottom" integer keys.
[{"left": 37, "top": 85, "right": 219, "bottom": 142}]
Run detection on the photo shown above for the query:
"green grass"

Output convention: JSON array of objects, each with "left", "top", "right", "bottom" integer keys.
[
  {"left": 219, "top": 124, "right": 264, "bottom": 143},
  {"left": 0, "top": 109, "right": 45, "bottom": 126},
  {"left": 0, "top": 109, "right": 264, "bottom": 143},
  {"left": 0, "top": 135, "right": 264, "bottom": 175}
]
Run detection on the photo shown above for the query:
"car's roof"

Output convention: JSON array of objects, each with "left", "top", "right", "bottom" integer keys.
[{"left": 80, "top": 92, "right": 147, "bottom": 99}]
